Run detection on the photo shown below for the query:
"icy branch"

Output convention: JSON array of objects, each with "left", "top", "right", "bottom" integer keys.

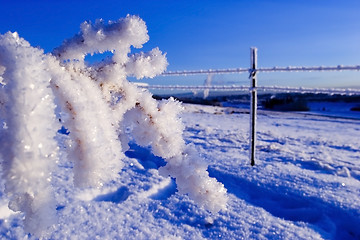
[
  {"left": 0, "top": 32, "right": 58, "bottom": 236},
  {"left": 126, "top": 47, "right": 168, "bottom": 79},
  {"left": 0, "top": 15, "right": 228, "bottom": 237},
  {"left": 53, "top": 15, "right": 149, "bottom": 64}
]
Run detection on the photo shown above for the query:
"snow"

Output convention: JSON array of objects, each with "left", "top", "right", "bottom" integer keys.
[
  {"left": 0, "top": 102, "right": 359, "bottom": 239},
  {"left": 306, "top": 101, "right": 360, "bottom": 119},
  {"left": 0, "top": 14, "right": 359, "bottom": 239}
]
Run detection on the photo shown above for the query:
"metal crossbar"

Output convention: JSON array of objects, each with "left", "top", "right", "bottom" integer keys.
[{"left": 154, "top": 48, "right": 360, "bottom": 166}]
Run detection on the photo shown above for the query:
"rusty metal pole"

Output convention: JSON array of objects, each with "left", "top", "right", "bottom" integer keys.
[{"left": 249, "top": 47, "right": 257, "bottom": 166}]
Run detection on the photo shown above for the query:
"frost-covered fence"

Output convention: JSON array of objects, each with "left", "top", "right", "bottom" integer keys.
[{"left": 144, "top": 48, "right": 360, "bottom": 166}]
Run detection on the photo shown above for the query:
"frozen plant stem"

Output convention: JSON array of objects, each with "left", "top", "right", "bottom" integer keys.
[
  {"left": 0, "top": 32, "right": 59, "bottom": 236},
  {"left": 0, "top": 15, "right": 228, "bottom": 237}
]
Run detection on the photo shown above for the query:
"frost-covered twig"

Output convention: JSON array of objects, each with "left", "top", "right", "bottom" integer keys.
[
  {"left": 0, "top": 15, "right": 228, "bottom": 237},
  {"left": 159, "top": 144, "right": 228, "bottom": 213},
  {"left": 48, "top": 57, "right": 124, "bottom": 188},
  {"left": 0, "top": 32, "right": 58, "bottom": 236}
]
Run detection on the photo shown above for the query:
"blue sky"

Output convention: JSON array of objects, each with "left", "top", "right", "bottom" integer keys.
[{"left": 1, "top": 0, "right": 359, "bottom": 88}]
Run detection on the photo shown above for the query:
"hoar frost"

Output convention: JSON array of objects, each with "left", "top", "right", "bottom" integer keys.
[
  {"left": 0, "top": 15, "right": 228, "bottom": 237},
  {"left": 0, "top": 32, "right": 58, "bottom": 236}
]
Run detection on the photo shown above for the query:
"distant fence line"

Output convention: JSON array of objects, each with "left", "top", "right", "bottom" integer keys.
[
  {"left": 144, "top": 48, "right": 360, "bottom": 166},
  {"left": 161, "top": 65, "right": 360, "bottom": 76},
  {"left": 143, "top": 84, "right": 360, "bottom": 95}
]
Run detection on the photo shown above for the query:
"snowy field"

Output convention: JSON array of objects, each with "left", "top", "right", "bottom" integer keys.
[{"left": 0, "top": 103, "right": 359, "bottom": 239}]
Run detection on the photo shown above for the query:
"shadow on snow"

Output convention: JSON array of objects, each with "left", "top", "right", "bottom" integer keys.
[
  {"left": 93, "top": 186, "right": 131, "bottom": 203},
  {"left": 208, "top": 167, "right": 360, "bottom": 240},
  {"left": 125, "top": 142, "right": 167, "bottom": 170}
]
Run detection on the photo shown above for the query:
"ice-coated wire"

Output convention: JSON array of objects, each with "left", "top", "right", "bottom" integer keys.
[
  {"left": 142, "top": 84, "right": 360, "bottom": 95},
  {"left": 257, "top": 65, "right": 360, "bottom": 72},
  {"left": 161, "top": 68, "right": 249, "bottom": 76},
  {"left": 160, "top": 65, "right": 360, "bottom": 76},
  {"left": 257, "top": 86, "right": 360, "bottom": 95},
  {"left": 143, "top": 84, "right": 250, "bottom": 91}
]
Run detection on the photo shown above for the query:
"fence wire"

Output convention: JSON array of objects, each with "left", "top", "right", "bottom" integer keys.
[
  {"left": 143, "top": 85, "right": 360, "bottom": 95},
  {"left": 161, "top": 65, "right": 360, "bottom": 76},
  {"left": 152, "top": 64, "right": 360, "bottom": 96}
]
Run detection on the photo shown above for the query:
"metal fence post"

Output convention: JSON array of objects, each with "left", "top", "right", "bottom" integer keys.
[{"left": 250, "top": 47, "right": 257, "bottom": 166}]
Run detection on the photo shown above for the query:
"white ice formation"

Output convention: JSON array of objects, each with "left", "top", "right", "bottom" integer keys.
[{"left": 0, "top": 15, "right": 228, "bottom": 237}]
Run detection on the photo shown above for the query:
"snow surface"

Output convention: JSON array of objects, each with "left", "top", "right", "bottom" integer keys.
[{"left": 0, "top": 103, "right": 359, "bottom": 239}]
